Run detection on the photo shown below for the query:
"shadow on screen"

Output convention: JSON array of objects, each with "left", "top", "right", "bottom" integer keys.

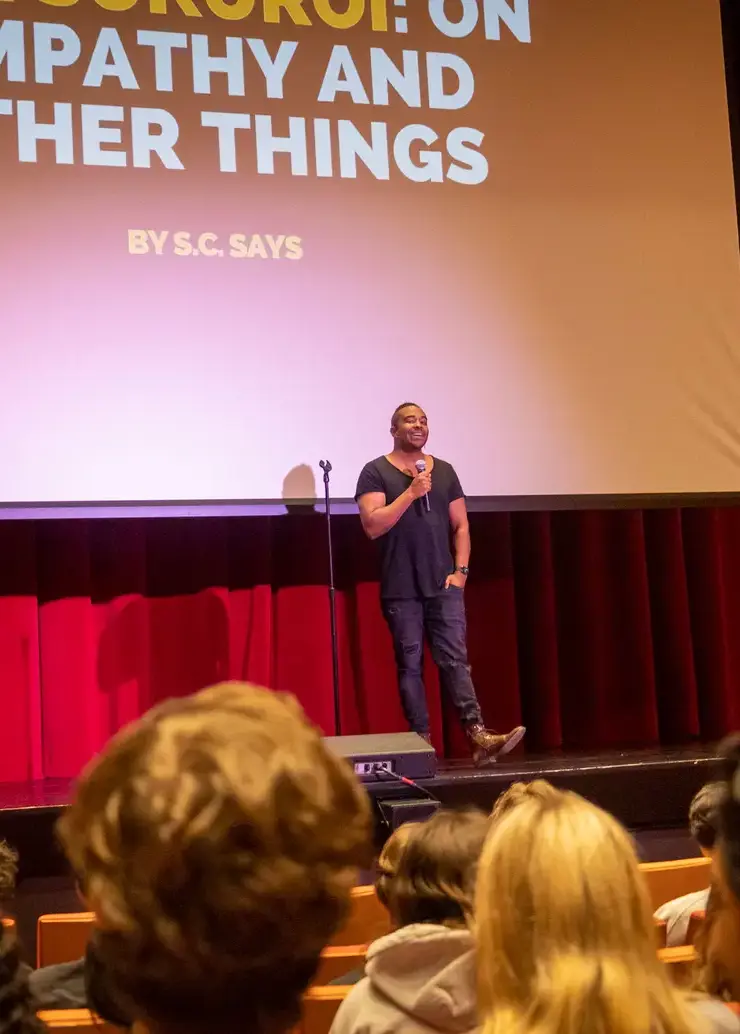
[{"left": 282, "top": 463, "right": 318, "bottom": 514}]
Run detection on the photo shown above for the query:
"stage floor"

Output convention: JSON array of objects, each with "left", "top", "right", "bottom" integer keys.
[
  {"left": 0, "top": 746, "right": 715, "bottom": 961},
  {"left": 0, "top": 745, "right": 717, "bottom": 872},
  {"left": 413, "top": 745, "right": 718, "bottom": 829}
]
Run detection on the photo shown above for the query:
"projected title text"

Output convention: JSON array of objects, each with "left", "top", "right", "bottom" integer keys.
[{"left": 0, "top": 0, "right": 531, "bottom": 184}]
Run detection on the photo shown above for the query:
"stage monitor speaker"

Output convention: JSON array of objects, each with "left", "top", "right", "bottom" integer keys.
[
  {"left": 324, "top": 732, "right": 437, "bottom": 782},
  {"left": 377, "top": 797, "right": 441, "bottom": 830}
]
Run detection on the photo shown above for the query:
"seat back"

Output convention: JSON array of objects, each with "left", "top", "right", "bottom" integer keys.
[
  {"left": 37, "top": 1009, "right": 122, "bottom": 1032},
  {"left": 313, "top": 945, "right": 367, "bottom": 986},
  {"left": 37, "top": 912, "right": 95, "bottom": 968},
  {"left": 639, "top": 857, "right": 712, "bottom": 912},
  {"left": 658, "top": 945, "right": 697, "bottom": 986},
  {"left": 330, "top": 886, "right": 390, "bottom": 947},
  {"left": 302, "top": 987, "right": 352, "bottom": 1034}
]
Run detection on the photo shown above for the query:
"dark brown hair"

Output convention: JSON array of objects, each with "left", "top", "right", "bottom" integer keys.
[
  {"left": 390, "top": 808, "right": 490, "bottom": 928},
  {"left": 716, "top": 734, "right": 740, "bottom": 904},
  {"left": 375, "top": 822, "right": 420, "bottom": 916},
  {"left": 688, "top": 782, "right": 725, "bottom": 850},
  {"left": 0, "top": 922, "right": 46, "bottom": 1034},
  {"left": 58, "top": 682, "right": 373, "bottom": 1034},
  {"left": 691, "top": 881, "right": 738, "bottom": 1000},
  {"left": 0, "top": 842, "right": 18, "bottom": 903},
  {"left": 391, "top": 403, "right": 425, "bottom": 429}
]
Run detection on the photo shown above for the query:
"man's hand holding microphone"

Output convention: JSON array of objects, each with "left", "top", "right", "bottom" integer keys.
[
  {"left": 408, "top": 468, "right": 432, "bottom": 498},
  {"left": 408, "top": 463, "right": 432, "bottom": 510}
]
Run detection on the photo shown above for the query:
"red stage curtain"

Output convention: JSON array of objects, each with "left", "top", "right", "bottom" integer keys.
[{"left": 2, "top": 507, "right": 740, "bottom": 782}]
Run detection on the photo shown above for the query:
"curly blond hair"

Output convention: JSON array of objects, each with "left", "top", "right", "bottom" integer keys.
[{"left": 58, "top": 682, "right": 372, "bottom": 1034}]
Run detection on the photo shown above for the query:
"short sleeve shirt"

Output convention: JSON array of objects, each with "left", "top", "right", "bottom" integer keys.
[{"left": 355, "top": 456, "right": 464, "bottom": 599}]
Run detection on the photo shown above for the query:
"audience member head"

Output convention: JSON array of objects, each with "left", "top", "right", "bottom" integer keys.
[
  {"left": 688, "top": 781, "right": 725, "bottom": 859},
  {"left": 716, "top": 735, "right": 740, "bottom": 902},
  {"left": 0, "top": 920, "right": 45, "bottom": 1034},
  {"left": 490, "top": 779, "right": 561, "bottom": 824},
  {"left": 390, "top": 807, "right": 490, "bottom": 929},
  {"left": 375, "top": 821, "right": 420, "bottom": 920},
  {"left": 0, "top": 842, "right": 18, "bottom": 905},
  {"left": 697, "top": 735, "right": 740, "bottom": 999},
  {"left": 691, "top": 880, "right": 740, "bottom": 1001},
  {"left": 58, "top": 682, "right": 373, "bottom": 1034},
  {"left": 476, "top": 785, "right": 695, "bottom": 1034}
]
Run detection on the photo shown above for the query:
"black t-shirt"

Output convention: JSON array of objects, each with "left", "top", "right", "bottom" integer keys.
[{"left": 355, "top": 456, "right": 464, "bottom": 599}]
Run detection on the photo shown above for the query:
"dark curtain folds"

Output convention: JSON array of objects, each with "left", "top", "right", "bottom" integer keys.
[{"left": 2, "top": 507, "right": 740, "bottom": 782}]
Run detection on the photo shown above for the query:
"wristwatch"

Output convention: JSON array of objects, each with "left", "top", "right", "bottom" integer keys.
[{"left": 456, "top": 566, "right": 470, "bottom": 576}]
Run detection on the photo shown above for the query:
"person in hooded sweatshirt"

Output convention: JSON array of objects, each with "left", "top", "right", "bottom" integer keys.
[
  {"left": 330, "top": 807, "right": 489, "bottom": 1034},
  {"left": 331, "top": 820, "right": 422, "bottom": 986}
]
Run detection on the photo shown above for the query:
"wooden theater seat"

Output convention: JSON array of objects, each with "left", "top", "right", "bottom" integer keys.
[
  {"left": 654, "top": 918, "right": 668, "bottom": 947},
  {"left": 658, "top": 945, "right": 697, "bottom": 986},
  {"left": 37, "top": 912, "right": 95, "bottom": 968},
  {"left": 37, "top": 1009, "right": 122, "bottom": 1032},
  {"left": 330, "top": 886, "right": 391, "bottom": 947},
  {"left": 639, "top": 857, "right": 712, "bottom": 912},
  {"left": 314, "top": 945, "right": 367, "bottom": 986},
  {"left": 302, "top": 986, "right": 352, "bottom": 1034}
]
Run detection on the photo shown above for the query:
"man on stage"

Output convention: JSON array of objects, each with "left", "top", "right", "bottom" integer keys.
[{"left": 356, "top": 403, "right": 525, "bottom": 766}]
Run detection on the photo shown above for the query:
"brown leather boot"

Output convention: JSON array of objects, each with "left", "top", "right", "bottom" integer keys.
[{"left": 465, "top": 724, "right": 526, "bottom": 767}]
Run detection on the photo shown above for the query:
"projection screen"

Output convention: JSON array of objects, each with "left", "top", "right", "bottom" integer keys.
[{"left": 0, "top": 0, "right": 739, "bottom": 507}]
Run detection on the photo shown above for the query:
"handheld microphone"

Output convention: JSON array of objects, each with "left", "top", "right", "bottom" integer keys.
[{"left": 415, "top": 459, "right": 431, "bottom": 513}]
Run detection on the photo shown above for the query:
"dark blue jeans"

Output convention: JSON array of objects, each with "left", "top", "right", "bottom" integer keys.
[{"left": 382, "top": 587, "right": 483, "bottom": 735}]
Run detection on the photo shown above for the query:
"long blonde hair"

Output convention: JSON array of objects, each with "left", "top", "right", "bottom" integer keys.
[
  {"left": 476, "top": 788, "right": 697, "bottom": 1034},
  {"left": 490, "top": 779, "right": 561, "bottom": 824}
]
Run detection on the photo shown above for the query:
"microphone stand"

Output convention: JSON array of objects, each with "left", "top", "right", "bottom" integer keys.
[{"left": 319, "top": 460, "right": 341, "bottom": 735}]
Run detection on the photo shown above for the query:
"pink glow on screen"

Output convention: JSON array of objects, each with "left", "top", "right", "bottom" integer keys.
[{"left": 1, "top": 0, "right": 739, "bottom": 502}]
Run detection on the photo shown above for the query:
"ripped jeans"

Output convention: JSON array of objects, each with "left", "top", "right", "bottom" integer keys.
[{"left": 382, "top": 588, "right": 483, "bottom": 735}]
